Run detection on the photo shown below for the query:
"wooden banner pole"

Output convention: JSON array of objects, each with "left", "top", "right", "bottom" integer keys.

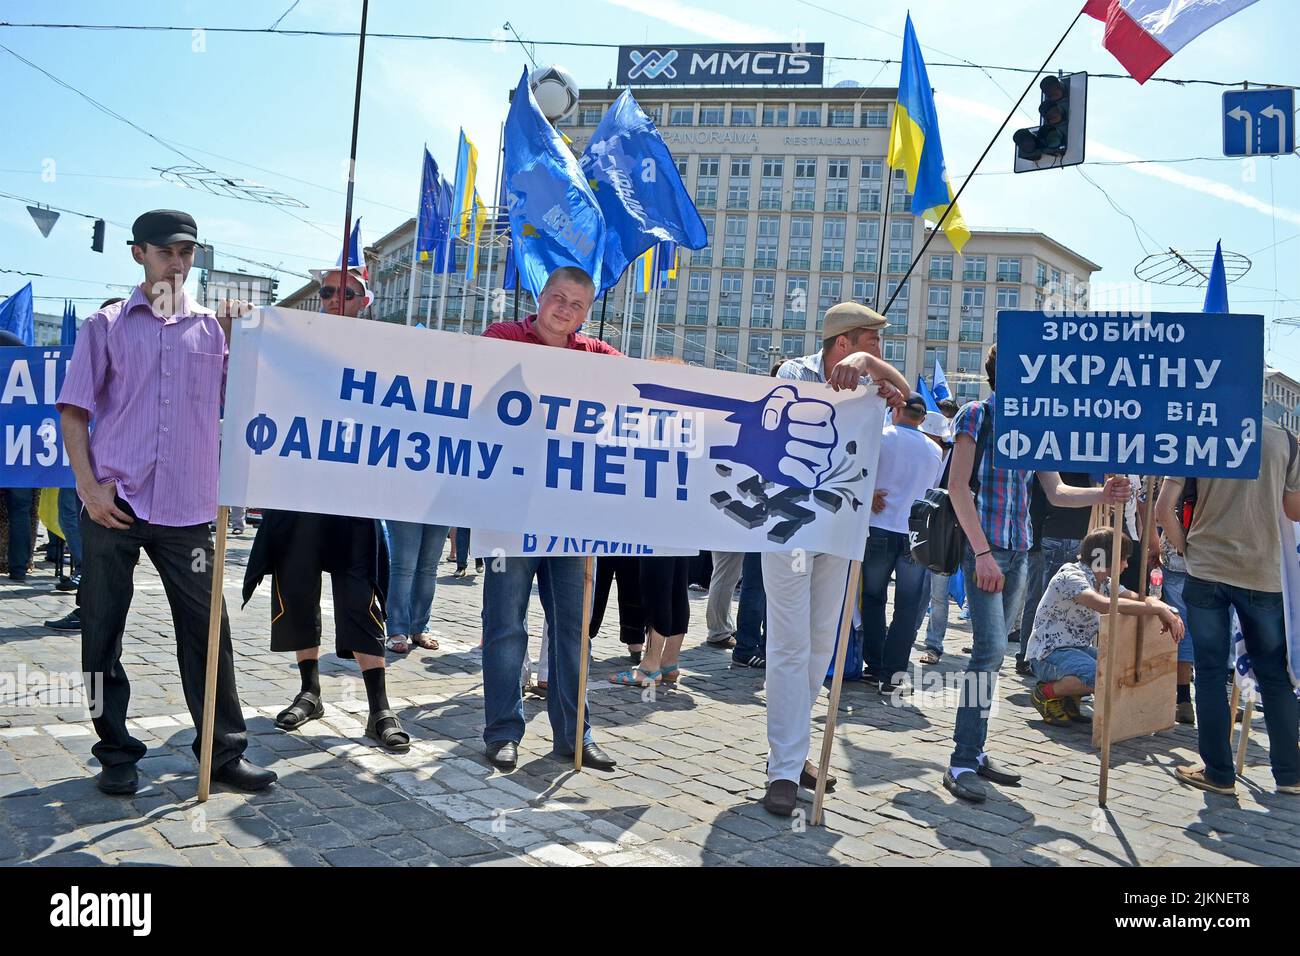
[
  {"left": 1097, "top": 495, "right": 1124, "bottom": 806},
  {"left": 812, "top": 559, "right": 862, "bottom": 827},
  {"left": 1235, "top": 695, "right": 1255, "bottom": 775},
  {"left": 573, "top": 556, "right": 595, "bottom": 772},
  {"left": 196, "top": 504, "right": 229, "bottom": 802},
  {"left": 1133, "top": 476, "right": 1156, "bottom": 680}
]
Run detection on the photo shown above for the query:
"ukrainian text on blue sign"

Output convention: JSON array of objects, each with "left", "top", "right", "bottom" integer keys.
[
  {"left": 993, "top": 311, "right": 1263, "bottom": 479},
  {"left": 1, "top": 346, "right": 74, "bottom": 488}
]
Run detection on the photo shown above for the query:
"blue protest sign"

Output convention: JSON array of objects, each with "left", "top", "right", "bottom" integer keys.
[
  {"left": 994, "top": 311, "right": 1263, "bottom": 479},
  {"left": 1, "top": 345, "right": 74, "bottom": 487}
]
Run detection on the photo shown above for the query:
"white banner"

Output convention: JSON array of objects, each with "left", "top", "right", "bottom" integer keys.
[
  {"left": 468, "top": 529, "right": 695, "bottom": 559},
  {"left": 220, "top": 307, "right": 883, "bottom": 560}
]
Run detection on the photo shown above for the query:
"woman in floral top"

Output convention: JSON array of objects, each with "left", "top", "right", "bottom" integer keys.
[{"left": 1025, "top": 527, "right": 1184, "bottom": 726}]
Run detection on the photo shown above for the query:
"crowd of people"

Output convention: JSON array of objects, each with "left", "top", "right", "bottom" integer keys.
[{"left": 8, "top": 206, "right": 1297, "bottom": 818}]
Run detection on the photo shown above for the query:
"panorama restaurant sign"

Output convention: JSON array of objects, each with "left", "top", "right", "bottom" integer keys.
[{"left": 616, "top": 43, "right": 825, "bottom": 86}]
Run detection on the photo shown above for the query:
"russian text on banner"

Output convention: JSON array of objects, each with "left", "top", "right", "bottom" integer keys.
[{"left": 220, "top": 307, "right": 883, "bottom": 560}]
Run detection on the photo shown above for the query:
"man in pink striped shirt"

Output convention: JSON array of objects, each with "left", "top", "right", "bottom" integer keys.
[{"left": 57, "top": 209, "right": 275, "bottom": 796}]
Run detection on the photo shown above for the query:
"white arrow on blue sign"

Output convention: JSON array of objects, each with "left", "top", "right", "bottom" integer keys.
[{"left": 1223, "top": 88, "right": 1295, "bottom": 157}]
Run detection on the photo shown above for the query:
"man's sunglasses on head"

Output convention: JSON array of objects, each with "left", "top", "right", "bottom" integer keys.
[{"left": 320, "top": 285, "right": 360, "bottom": 301}]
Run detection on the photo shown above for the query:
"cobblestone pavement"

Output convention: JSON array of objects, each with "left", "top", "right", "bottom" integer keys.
[{"left": 2, "top": 533, "right": 1298, "bottom": 867}]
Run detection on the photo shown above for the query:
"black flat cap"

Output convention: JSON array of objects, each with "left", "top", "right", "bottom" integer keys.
[{"left": 128, "top": 209, "right": 199, "bottom": 247}]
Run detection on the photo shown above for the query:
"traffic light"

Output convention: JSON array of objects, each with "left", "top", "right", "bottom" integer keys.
[
  {"left": 91, "top": 218, "right": 105, "bottom": 253},
  {"left": 1012, "top": 72, "right": 1087, "bottom": 173}
]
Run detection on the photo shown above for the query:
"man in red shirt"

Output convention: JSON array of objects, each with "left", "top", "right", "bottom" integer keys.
[{"left": 479, "top": 267, "right": 620, "bottom": 772}]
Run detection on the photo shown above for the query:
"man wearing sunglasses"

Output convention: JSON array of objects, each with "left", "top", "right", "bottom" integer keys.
[{"left": 241, "top": 265, "right": 412, "bottom": 754}]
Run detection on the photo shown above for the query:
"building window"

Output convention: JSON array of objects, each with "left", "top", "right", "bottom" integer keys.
[
  {"left": 929, "top": 255, "right": 953, "bottom": 280},
  {"left": 854, "top": 218, "right": 880, "bottom": 271},
  {"left": 861, "top": 106, "right": 889, "bottom": 127},
  {"left": 996, "top": 286, "right": 1020, "bottom": 310},
  {"left": 580, "top": 106, "right": 602, "bottom": 126},
  {"left": 645, "top": 106, "right": 662, "bottom": 125},
  {"left": 686, "top": 272, "right": 711, "bottom": 325},
  {"left": 695, "top": 156, "right": 719, "bottom": 209},
  {"left": 927, "top": 285, "right": 950, "bottom": 339},
  {"left": 693, "top": 216, "right": 715, "bottom": 266},
  {"left": 963, "top": 255, "right": 986, "bottom": 281},
  {"left": 860, "top": 158, "right": 883, "bottom": 181},
  {"left": 885, "top": 279, "right": 909, "bottom": 332},
  {"left": 726, "top": 178, "right": 750, "bottom": 209},
  {"left": 852, "top": 277, "right": 876, "bottom": 306},
  {"left": 796, "top": 106, "right": 822, "bottom": 126},
  {"left": 718, "top": 271, "right": 743, "bottom": 327},
  {"left": 858, "top": 180, "right": 882, "bottom": 212},
  {"left": 761, "top": 157, "right": 784, "bottom": 178},
  {"left": 787, "top": 216, "right": 812, "bottom": 269},
  {"left": 723, "top": 216, "right": 747, "bottom": 266},
  {"left": 755, "top": 215, "right": 780, "bottom": 268},
  {"left": 829, "top": 107, "right": 854, "bottom": 127},
  {"left": 960, "top": 286, "right": 985, "bottom": 341},
  {"left": 818, "top": 276, "right": 842, "bottom": 311},
  {"left": 793, "top": 157, "right": 816, "bottom": 211},
  {"left": 924, "top": 346, "right": 946, "bottom": 373},
  {"left": 747, "top": 331, "right": 773, "bottom": 373},
  {"left": 671, "top": 106, "right": 694, "bottom": 125},
  {"left": 762, "top": 105, "right": 789, "bottom": 127},
  {"left": 698, "top": 156, "right": 719, "bottom": 177},
  {"left": 731, "top": 106, "right": 756, "bottom": 126},
  {"left": 684, "top": 330, "right": 706, "bottom": 365},
  {"left": 821, "top": 218, "right": 845, "bottom": 271},
  {"left": 794, "top": 157, "right": 817, "bottom": 179},
  {"left": 883, "top": 337, "right": 906, "bottom": 372},
  {"left": 751, "top": 273, "right": 775, "bottom": 327},
  {"left": 888, "top": 219, "right": 913, "bottom": 274},
  {"left": 730, "top": 157, "right": 751, "bottom": 178},
  {"left": 958, "top": 347, "right": 981, "bottom": 374},
  {"left": 674, "top": 156, "right": 688, "bottom": 178},
  {"left": 997, "top": 257, "right": 1022, "bottom": 283},
  {"left": 956, "top": 380, "right": 980, "bottom": 402},
  {"left": 715, "top": 331, "right": 739, "bottom": 371},
  {"left": 781, "top": 334, "right": 805, "bottom": 358},
  {"left": 890, "top": 168, "right": 913, "bottom": 212},
  {"left": 699, "top": 106, "right": 725, "bottom": 126},
  {"left": 784, "top": 277, "right": 809, "bottom": 329}
]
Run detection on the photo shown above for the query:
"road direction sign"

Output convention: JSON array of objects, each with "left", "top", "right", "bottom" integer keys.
[{"left": 1223, "top": 88, "right": 1295, "bottom": 157}]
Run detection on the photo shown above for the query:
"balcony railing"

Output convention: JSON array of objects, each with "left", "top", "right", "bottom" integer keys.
[
  {"left": 726, "top": 197, "right": 750, "bottom": 209},
  {"left": 722, "top": 255, "right": 745, "bottom": 267},
  {"left": 929, "top": 269, "right": 953, "bottom": 280},
  {"left": 758, "top": 198, "right": 782, "bottom": 210},
  {"left": 791, "top": 199, "right": 816, "bottom": 211},
  {"left": 753, "top": 255, "right": 778, "bottom": 269},
  {"left": 820, "top": 257, "right": 845, "bottom": 271},
  {"left": 997, "top": 271, "right": 1021, "bottom": 283},
  {"left": 823, "top": 199, "right": 849, "bottom": 212},
  {"left": 786, "top": 257, "right": 811, "bottom": 270}
]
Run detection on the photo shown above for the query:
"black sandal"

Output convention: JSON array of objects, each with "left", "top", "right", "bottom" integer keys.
[
  {"left": 275, "top": 691, "right": 324, "bottom": 731},
  {"left": 365, "top": 709, "right": 411, "bottom": 753}
]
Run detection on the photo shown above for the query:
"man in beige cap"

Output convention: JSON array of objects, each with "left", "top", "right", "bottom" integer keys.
[{"left": 760, "top": 301, "right": 908, "bottom": 816}]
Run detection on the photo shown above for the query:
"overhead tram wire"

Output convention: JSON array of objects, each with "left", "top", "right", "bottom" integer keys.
[{"left": 0, "top": 22, "right": 1293, "bottom": 90}]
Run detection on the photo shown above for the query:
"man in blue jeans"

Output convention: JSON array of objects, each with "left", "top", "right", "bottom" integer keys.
[
  {"left": 479, "top": 267, "right": 620, "bottom": 772},
  {"left": 943, "top": 345, "right": 1130, "bottom": 803},
  {"left": 733, "top": 551, "right": 767, "bottom": 668},
  {"left": 862, "top": 394, "right": 942, "bottom": 691},
  {"left": 1161, "top": 421, "right": 1300, "bottom": 796}
]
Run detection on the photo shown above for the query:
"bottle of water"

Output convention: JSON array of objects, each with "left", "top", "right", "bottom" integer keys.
[{"left": 1149, "top": 566, "right": 1163, "bottom": 599}]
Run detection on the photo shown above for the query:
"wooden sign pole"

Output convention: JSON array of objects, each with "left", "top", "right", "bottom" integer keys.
[
  {"left": 573, "top": 556, "right": 595, "bottom": 772},
  {"left": 1097, "top": 496, "right": 1124, "bottom": 807},
  {"left": 812, "top": 559, "right": 863, "bottom": 827},
  {"left": 196, "top": 504, "right": 229, "bottom": 803},
  {"left": 1133, "top": 477, "right": 1156, "bottom": 680}
]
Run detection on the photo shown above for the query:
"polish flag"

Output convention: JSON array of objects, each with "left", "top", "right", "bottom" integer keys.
[{"left": 1084, "top": 0, "right": 1260, "bottom": 84}]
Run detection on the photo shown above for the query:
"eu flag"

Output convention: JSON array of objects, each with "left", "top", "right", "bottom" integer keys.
[
  {"left": 416, "top": 149, "right": 451, "bottom": 271},
  {"left": 502, "top": 67, "right": 605, "bottom": 298},
  {"left": 888, "top": 15, "right": 969, "bottom": 253},
  {"left": 580, "top": 89, "right": 707, "bottom": 294}
]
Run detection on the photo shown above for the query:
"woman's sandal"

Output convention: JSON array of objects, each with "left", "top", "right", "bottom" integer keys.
[
  {"left": 609, "top": 667, "right": 662, "bottom": 687},
  {"left": 660, "top": 663, "right": 682, "bottom": 683},
  {"left": 275, "top": 691, "right": 324, "bottom": 731},
  {"left": 365, "top": 709, "right": 411, "bottom": 753},
  {"left": 386, "top": 635, "right": 411, "bottom": 655},
  {"left": 411, "top": 632, "right": 439, "bottom": 650}
]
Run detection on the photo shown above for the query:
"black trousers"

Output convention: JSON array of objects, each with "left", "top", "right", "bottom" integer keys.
[
  {"left": 79, "top": 498, "right": 247, "bottom": 771},
  {"left": 265, "top": 511, "right": 384, "bottom": 659},
  {"left": 589, "top": 555, "right": 645, "bottom": 644},
  {"left": 640, "top": 555, "right": 691, "bottom": 637}
]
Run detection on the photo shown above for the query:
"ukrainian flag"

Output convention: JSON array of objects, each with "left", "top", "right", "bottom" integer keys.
[
  {"left": 466, "top": 191, "right": 487, "bottom": 280},
  {"left": 887, "top": 14, "right": 970, "bottom": 254},
  {"left": 451, "top": 129, "right": 479, "bottom": 239}
]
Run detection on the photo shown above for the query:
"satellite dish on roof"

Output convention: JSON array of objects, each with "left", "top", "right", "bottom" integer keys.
[{"left": 834, "top": 80, "right": 862, "bottom": 88}]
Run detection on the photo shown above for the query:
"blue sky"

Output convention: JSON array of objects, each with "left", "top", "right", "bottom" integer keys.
[{"left": 1, "top": 1, "right": 1296, "bottom": 373}]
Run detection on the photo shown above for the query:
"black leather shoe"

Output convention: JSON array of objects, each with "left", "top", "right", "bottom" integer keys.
[
  {"left": 211, "top": 757, "right": 277, "bottom": 792},
  {"left": 56, "top": 572, "right": 81, "bottom": 592},
  {"left": 96, "top": 763, "right": 139, "bottom": 795},
  {"left": 943, "top": 769, "right": 987, "bottom": 803},
  {"left": 762, "top": 779, "right": 798, "bottom": 816},
  {"left": 976, "top": 757, "right": 1021, "bottom": 786},
  {"left": 486, "top": 740, "right": 518, "bottom": 770},
  {"left": 580, "top": 742, "right": 617, "bottom": 771},
  {"left": 44, "top": 609, "right": 81, "bottom": 631}
]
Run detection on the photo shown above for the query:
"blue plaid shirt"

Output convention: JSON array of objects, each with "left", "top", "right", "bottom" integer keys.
[{"left": 955, "top": 396, "right": 1033, "bottom": 552}]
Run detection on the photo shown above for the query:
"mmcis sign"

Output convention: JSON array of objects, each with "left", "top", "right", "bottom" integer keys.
[{"left": 616, "top": 43, "right": 825, "bottom": 86}]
